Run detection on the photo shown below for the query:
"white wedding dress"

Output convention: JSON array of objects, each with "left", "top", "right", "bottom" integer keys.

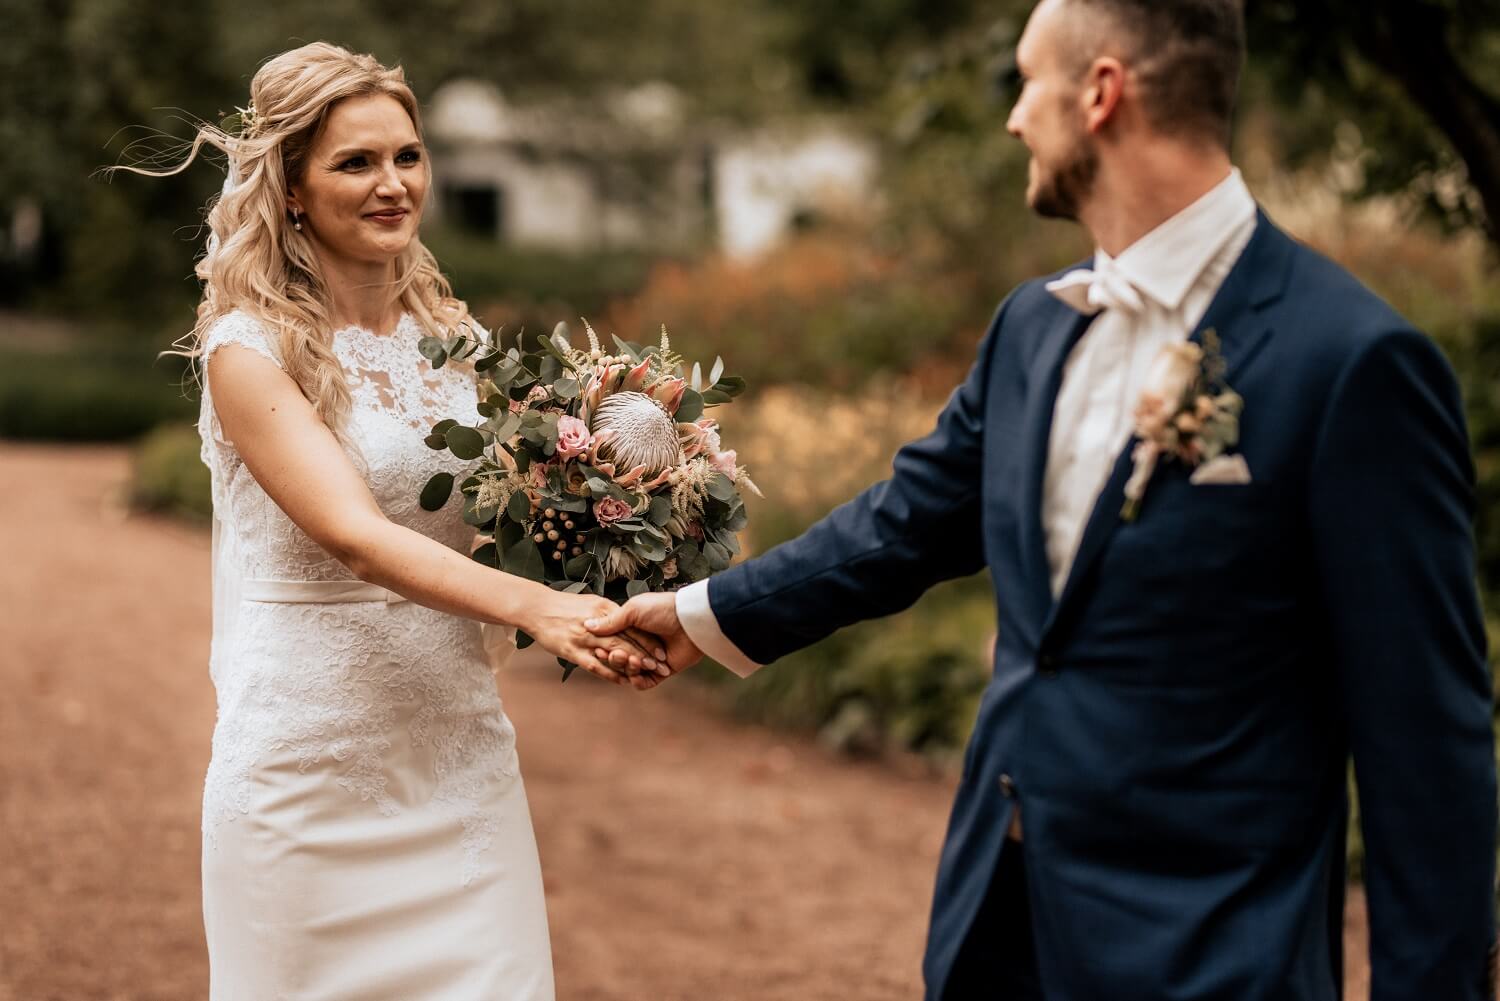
[{"left": 197, "top": 310, "right": 554, "bottom": 1000}]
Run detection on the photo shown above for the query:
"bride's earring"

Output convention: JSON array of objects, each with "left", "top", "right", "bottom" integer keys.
[{"left": 291, "top": 209, "right": 303, "bottom": 231}]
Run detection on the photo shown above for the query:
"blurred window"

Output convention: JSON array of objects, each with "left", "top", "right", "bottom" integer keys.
[{"left": 444, "top": 184, "right": 504, "bottom": 239}]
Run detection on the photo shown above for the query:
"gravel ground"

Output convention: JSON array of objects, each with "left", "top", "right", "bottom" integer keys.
[{"left": 0, "top": 442, "right": 1369, "bottom": 1000}]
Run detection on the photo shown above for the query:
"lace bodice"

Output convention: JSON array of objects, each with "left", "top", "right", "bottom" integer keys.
[
  {"left": 199, "top": 310, "right": 482, "bottom": 580},
  {"left": 198, "top": 310, "right": 517, "bottom": 885}
]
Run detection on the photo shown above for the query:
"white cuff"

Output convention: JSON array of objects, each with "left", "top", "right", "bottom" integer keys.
[{"left": 675, "top": 580, "right": 763, "bottom": 678}]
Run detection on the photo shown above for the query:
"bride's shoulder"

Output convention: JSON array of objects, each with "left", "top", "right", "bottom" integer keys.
[{"left": 202, "top": 308, "right": 281, "bottom": 369}]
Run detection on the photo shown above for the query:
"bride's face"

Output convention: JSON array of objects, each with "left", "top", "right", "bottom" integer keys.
[{"left": 288, "top": 94, "right": 428, "bottom": 269}]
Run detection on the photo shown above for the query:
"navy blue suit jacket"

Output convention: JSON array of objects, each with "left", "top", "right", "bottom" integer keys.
[{"left": 707, "top": 213, "right": 1497, "bottom": 1000}]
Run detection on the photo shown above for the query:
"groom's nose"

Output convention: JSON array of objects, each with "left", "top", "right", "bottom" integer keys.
[{"left": 1006, "top": 100, "right": 1025, "bottom": 140}]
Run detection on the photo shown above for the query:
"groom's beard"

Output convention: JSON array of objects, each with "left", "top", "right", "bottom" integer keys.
[{"left": 1029, "top": 133, "right": 1099, "bottom": 221}]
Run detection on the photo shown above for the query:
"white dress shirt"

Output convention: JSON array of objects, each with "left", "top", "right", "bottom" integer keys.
[{"left": 677, "top": 169, "right": 1259, "bottom": 677}]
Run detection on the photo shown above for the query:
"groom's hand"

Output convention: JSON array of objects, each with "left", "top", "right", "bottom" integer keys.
[{"left": 587, "top": 593, "right": 703, "bottom": 686}]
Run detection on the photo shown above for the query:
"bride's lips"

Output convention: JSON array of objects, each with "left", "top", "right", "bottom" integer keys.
[{"left": 365, "top": 208, "right": 409, "bottom": 226}]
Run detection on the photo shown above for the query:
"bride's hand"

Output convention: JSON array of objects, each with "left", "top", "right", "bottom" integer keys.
[{"left": 522, "top": 591, "right": 668, "bottom": 687}]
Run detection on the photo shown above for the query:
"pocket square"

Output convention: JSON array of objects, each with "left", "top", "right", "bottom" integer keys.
[{"left": 1190, "top": 454, "right": 1252, "bottom": 486}]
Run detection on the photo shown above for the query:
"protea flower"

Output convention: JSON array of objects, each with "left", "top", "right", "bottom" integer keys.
[{"left": 589, "top": 391, "right": 684, "bottom": 477}]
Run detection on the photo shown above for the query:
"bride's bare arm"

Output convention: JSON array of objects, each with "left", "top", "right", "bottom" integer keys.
[{"left": 208, "top": 343, "right": 665, "bottom": 685}]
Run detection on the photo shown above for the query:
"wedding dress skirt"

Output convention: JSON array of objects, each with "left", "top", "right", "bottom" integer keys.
[{"left": 196, "top": 311, "right": 554, "bottom": 999}]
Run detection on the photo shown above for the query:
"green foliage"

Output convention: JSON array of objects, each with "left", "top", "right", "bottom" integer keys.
[
  {"left": 0, "top": 343, "right": 195, "bottom": 441},
  {"left": 128, "top": 424, "right": 211, "bottom": 520},
  {"left": 697, "top": 573, "right": 995, "bottom": 762},
  {"left": 421, "top": 228, "right": 658, "bottom": 333}
]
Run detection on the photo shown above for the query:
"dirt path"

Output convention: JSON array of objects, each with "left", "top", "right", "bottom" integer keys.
[{"left": 0, "top": 443, "right": 1369, "bottom": 1000}]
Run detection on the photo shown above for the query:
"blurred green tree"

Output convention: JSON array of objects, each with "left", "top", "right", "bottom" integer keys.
[{"left": 1246, "top": 0, "right": 1500, "bottom": 249}]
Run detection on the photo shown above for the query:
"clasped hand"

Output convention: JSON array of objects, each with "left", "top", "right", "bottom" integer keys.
[
  {"left": 527, "top": 591, "right": 700, "bottom": 689},
  {"left": 583, "top": 593, "right": 704, "bottom": 690}
]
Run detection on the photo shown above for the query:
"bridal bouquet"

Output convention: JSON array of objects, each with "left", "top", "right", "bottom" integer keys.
[{"left": 415, "top": 320, "right": 757, "bottom": 678}]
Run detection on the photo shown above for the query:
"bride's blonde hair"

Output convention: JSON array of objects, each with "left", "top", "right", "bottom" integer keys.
[{"left": 127, "top": 42, "right": 470, "bottom": 432}]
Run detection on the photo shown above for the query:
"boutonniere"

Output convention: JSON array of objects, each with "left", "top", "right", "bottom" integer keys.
[{"left": 1121, "top": 329, "right": 1243, "bottom": 522}]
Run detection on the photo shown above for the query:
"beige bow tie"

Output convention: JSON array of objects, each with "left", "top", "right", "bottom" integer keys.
[{"left": 1045, "top": 260, "right": 1148, "bottom": 316}]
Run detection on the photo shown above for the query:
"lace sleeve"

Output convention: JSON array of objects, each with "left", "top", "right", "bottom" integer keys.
[{"left": 200, "top": 310, "right": 283, "bottom": 450}]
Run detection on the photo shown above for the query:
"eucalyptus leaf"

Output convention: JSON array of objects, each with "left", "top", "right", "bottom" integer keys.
[
  {"left": 507, "top": 490, "right": 533, "bottom": 524},
  {"left": 675, "top": 389, "right": 704, "bottom": 424},
  {"left": 726, "top": 504, "right": 749, "bottom": 532},
  {"left": 516, "top": 630, "right": 535, "bottom": 650},
  {"left": 475, "top": 351, "right": 504, "bottom": 373},
  {"left": 629, "top": 534, "right": 667, "bottom": 561},
  {"left": 707, "top": 473, "right": 737, "bottom": 502},
  {"left": 446, "top": 425, "right": 486, "bottom": 460},
  {"left": 712, "top": 375, "right": 747, "bottom": 396},
  {"left": 559, "top": 658, "right": 578, "bottom": 683},
  {"left": 565, "top": 554, "right": 594, "bottom": 578},
  {"left": 487, "top": 412, "right": 522, "bottom": 442},
  {"left": 419, "top": 472, "right": 454, "bottom": 511},
  {"left": 701, "top": 389, "right": 733, "bottom": 406},
  {"left": 423, "top": 432, "right": 448, "bottom": 450},
  {"left": 463, "top": 493, "right": 499, "bottom": 527},
  {"left": 704, "top": 541, "right": 731, "bottom": 571},
  {"left": 417, "top": 336, "right": 448, "bottom": 367},
  {"left": 499, "top": 519, "right": 525, "bottom": 551},
  {"left": 502, "top": 538, "right": 546, "bottom": 581},
  {"left": 611, "top": 335, "right": 641, "bottom": 361},
  {"left": 648, "top": 494, "right": 672, "bottom": 526},
  {"left": 470, "top": 542, "right": 499, "bottom": 568},
  {"left": 626, "top": 579, "right": 649, "bottom": 598},
  {"left": 432, "top": 419, "right": 459, "bottom": 434},
  {"left": 554, "top": 377, "right": 580, "bottom": 400}
]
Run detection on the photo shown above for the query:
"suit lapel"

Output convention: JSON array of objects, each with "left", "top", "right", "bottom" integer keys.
[
  {"left": 1017, "top": 296, "right": 1096, "bottom": 629},
  {"left": 1040, "top": 210, "right": 1290, "bottom": 640}
]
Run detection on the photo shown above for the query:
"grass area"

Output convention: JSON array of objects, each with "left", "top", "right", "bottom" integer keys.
[{"left": 0, "top": 343, "right": 196, "bottom": 442}]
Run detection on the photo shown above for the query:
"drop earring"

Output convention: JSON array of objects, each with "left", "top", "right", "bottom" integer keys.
[{"left": 291, "top": 210, "right": 303, "bottom": 231}]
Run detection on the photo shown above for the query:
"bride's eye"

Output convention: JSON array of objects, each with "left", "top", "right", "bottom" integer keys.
[
  {"left": 397, "top": 149, "right": 422, "bottom": 165},
  {"left": 338, "top": 155, "right": 368, "bottom": 171}
]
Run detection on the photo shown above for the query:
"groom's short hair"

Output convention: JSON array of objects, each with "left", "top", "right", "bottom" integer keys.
[{"left": 1064, "top": 0, "right": 1245, "bottom": 149}]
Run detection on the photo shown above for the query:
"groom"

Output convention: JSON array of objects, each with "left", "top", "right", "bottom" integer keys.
[{"left": 592, "top": 0, "right": 1499, "bottom": 997}]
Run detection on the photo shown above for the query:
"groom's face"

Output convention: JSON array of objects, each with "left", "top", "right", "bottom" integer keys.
[{"left": 1007, "top": 0, "right": 1099, "bottom": 220}]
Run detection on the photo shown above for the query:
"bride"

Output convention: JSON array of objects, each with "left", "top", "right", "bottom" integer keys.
[{"left": 132, "top": 41, "right": 665, "bottom": 1000}]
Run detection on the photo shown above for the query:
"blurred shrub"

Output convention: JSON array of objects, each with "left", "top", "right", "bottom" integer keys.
[
  {"left": 0, "top": 345, "right": 195, "bottom": 441},
  {"left": 696, "top": 575, "right": 994, "bottom": 763},
  {"left": 422, "top": 226, "right": 658, "bottom": 334},
  {"left": 601, "top": 233, "right": 981, "bottom": 391},
  {"left": 129, "top": 425, "right": 211, "bottom": 520},
  {"left": 692, "top": 382, "right": 994, "bottom": 761}
]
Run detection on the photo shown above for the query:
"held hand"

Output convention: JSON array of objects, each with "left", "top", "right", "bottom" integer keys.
[
  {"left": 525, "top": 591, "right": 668, "bottom": 689},
  {"left": 586, "top": 593, "right": 703, "bottom": 688}
]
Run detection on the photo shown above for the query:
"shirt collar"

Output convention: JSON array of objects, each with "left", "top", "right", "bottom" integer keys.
[{"left": 1098, "top": 168, "right": 1257, "bottom": 313}]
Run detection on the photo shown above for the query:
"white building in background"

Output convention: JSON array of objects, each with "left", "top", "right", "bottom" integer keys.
[{"left": 423, "top": 78, "right": 877, "bottom": 260}]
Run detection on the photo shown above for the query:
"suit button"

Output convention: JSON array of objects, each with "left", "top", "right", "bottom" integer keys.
[{"left": 998, "top": 773, "right": 1016, "bottom": 798}]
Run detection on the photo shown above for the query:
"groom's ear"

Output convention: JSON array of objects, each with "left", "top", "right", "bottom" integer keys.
[{"left": 1082, "top": 57, "right": 1126, "bottom": 134}]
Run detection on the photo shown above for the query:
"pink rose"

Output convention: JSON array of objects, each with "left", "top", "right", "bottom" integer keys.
[
  {"left": 556, "top": 415, "right": 593, "bottom": 460},
  {"left": 710, "top": 449, "right": 738, "bottom": 479},
  {"left": 531, "top": 459, "right": 557, "bottom": 490},
  {"left": 593, "top": 496, "right": 634, "bottom": 526}
]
